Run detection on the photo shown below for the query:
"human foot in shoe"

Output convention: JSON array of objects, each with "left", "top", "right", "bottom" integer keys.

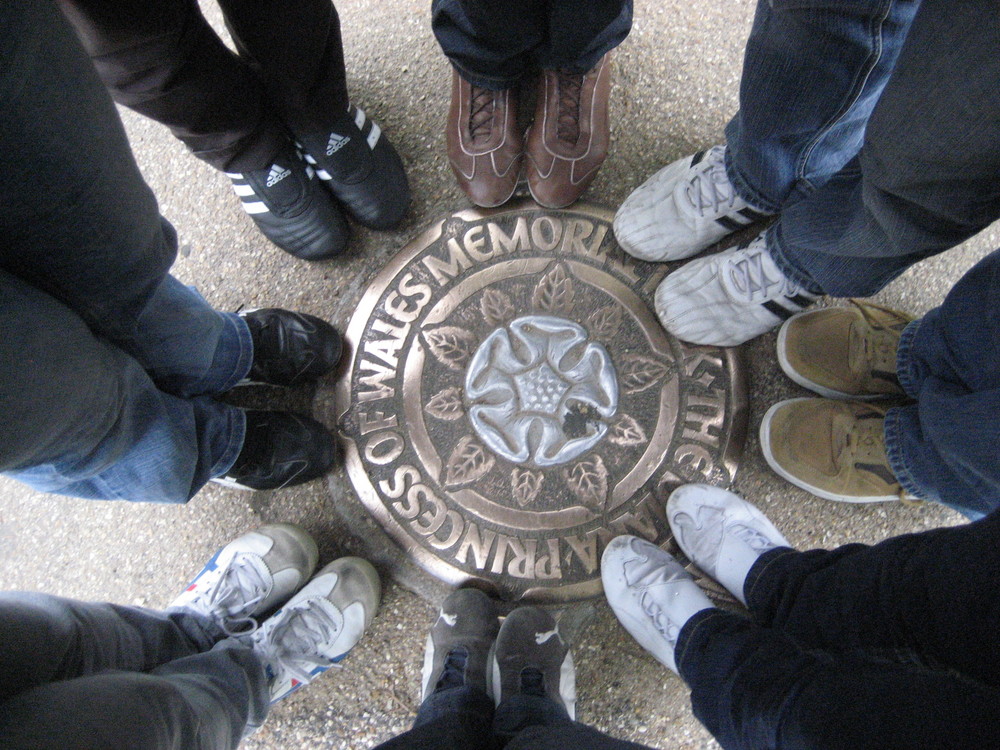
[
  {"left": 446, "top": 70, "right": 522, "bottom": 208},
  {"left": 251, "top": 557, "right": 381, "bottom": 703},
  {"left": 761, "top": 398, "right": 917, "bottom": 503},
  {"left": 777, "top": 300, "right": 914, "bottom": 400},
  {"left": 421, "top": 588, "right": 499, "bottom": 700},
  {"left": 602, "top": 536, "right": 714, "bottom": 674},
  {"left": 239, "top": 308, "right": 342, "bottom": 388},
  {"left": 654, "top": 233, "right": 819, "bottom": 346},
  {"left": 227, "top": 143, "right": 349, "bottom": 261},
  {"left": 492, "top": 606, "right": 576, "bottom": 719},
  {"left": 667, "top": 484, "right": 790, "bottom": 605},
  {"left": 525, "top": 54, "right": 611, "bottom": 209},
  {"left": 614, "top": 145, "right": 772, "bottom": 263},
  {"left": 169, "top": 524, "right": 318, "bottom": 635},
  {"left": 214, "top": 411, "right": 336, "bottom": 491},
  {"left": 296, "top": 104, "right": 410, "bottom": 230}
]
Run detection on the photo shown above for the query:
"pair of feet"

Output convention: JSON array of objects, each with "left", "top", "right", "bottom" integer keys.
[
  {"left": 169, "top": 524, "right": 380, "bottom": 703},
  {"left": 422, "top": 589, "right": 576, "bottom": 719},
  {"left": 602, "top": 484, "right": 789, "bottom": 674},
  {"left": 228, "top": 104, "right": 410, "bottom": 261},
  {"left": 214, "top": 308, "right": 343, "bottom": 491},
  {"left": 447, "top": 54, "right": 612, "bottom": 209}
]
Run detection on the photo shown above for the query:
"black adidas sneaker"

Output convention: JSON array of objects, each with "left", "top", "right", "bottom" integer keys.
[
  {"left": 295, "top": 104, "right": 410, "bottom": 230},
  {"left": 227, "top": 144, "right": 349, "bottom": 260}
]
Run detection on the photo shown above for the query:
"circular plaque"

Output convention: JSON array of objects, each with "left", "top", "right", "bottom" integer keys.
[{"left": 335, "top": 201, "right": 747, "bottom": 602}]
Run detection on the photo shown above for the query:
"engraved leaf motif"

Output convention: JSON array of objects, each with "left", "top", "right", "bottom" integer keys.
[
  {"left": 481, "top": 289, "right": 516, "bottom": 327},
  {"left": 531, "top": 262, "right": 575, "bottom": 315},
  {"left": 511, "top": 468, "right": 544, "bottom": 507},
  {"left": 608, "top": 414, "right": 647, "bottom": 447},
  {"left": 620, "top": 354, "right": 669, "bottom": 394},
  {"left": 587, "top": 305, "right": 623, "bottom": 340},
  {"left": 423, "top": 326, "right": 478, "bottom": 371},
  {"left": 563, "top": 454, "right": 608, "bottom": 512},
  {"left": 425, "top": 386, "right": 465, "bottom": 421},
  {"left": 444, "top": 435, "right": 495, "bottom": 486}
]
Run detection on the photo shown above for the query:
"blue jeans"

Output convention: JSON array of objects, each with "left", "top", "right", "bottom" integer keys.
[
  {"left": 0, "top": 1, "right": 250, "bottom": 503},
  {"left": 372, "top": 685, "right": 649, "bottom": 749},
  {"left": 675, "top": 510, "right": 1000, "bottom": 749},
  {"left": 726, "top": 0, "right": 1000, "bottom": 297},
  {"left": 431, "top": 0, "right": 633, "bottom": 89},
  {"left": 0, "top": 593, "right": 268, "bottom": 750}
]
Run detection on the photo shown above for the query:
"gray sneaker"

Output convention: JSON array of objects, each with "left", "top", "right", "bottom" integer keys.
[
  {"left": 251, "top": 557, "right": 381, "bottom": 703},
  {"left": 421, "top": 588, "right": 499, "bottom": 700},
  {"left": 491, "top": 607, "right": 576, "bottom": 719},
  {"left": 168, "top": 524, "right": 318, "bottom": 635}
]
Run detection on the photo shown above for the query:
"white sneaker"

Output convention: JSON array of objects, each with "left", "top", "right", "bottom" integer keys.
[
  {"left": 614, "top": 145, "right": 772, "bottom": 262},
  {"left": 667, "top": 485, "right": 790, "bottom": 605},
  {"left": 654, "top": 233, "right": 819, "bottom": 346},
  {"left": 251, "top": 557, "right": 381, "bottom": 703},
  {"left": 601, "top": 536, "right": 714, "bottom": 674},
  {"left": 168, "top": 524, "right": 318, "bottom": 635}
]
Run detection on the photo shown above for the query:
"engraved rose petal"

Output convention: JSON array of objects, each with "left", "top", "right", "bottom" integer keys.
[
  {"left": 608, "top": 414, "right": 647, "bottom": 446},
  {"left": 423, "top": 325, "right": 478, "bottom": 371},
  {"left": 444, "top": 435, "right": 495, "bottom": 486},
  {"left": 425, "top": 386, "right": 465, "bottom": 421},
  {"left": 511, "top": 467, "right": 544, "bottom": 507},
  {"left": 531, "top": 262, "right": 575, "bottom": 316},
  {"left": 620, "top": 354, "right": 670, "bottom": 394},
  {"left": 587, "top": 305, "right": 623, "bottom": 341},
  {"left": 480, "top": 289, "right": 516, "bottom": 327},
  {"left": 563, "top": 454, "right": 608, "bottom": 512}
]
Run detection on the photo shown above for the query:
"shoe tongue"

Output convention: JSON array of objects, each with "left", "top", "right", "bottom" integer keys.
[
  {"left": 256, "top": 156, "right": 303, "bottom": 210},
  {"left": 555, "top": 71, "right": 584, "bottom": 142},
  {"left": 435, "top": 647, "right": 469, "bottom": 692},
  {"left": 519, "top": 666, "right": 546, "bottom": 697},
  {"left": 231, "top": 413, "right": 272, "bottom": 477}
]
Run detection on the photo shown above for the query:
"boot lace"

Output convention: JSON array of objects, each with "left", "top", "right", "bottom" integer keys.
[
  {"left": 469, "top": 86, "right": 498, "bottom": 143},
  {"left": 184, "top": 555, "right": 270, "bottom": 636},
  {"left": 555, "top": 69, "right": 585, "bottom": 142},
  {"left": 685, "top": 146, "right": 738, "bottom": 217},
  {"left": 725, "top": 244, "right": 806, "bottom": 303},
  {"left": 259, "top": 599, "right": 343, "bottom": 685}
]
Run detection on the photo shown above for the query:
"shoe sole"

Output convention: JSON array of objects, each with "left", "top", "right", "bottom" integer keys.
[
  {"left": 776, "top": 317, "right": 883, "bottom": 401},
  {"left": 759, "top": 399, "right": 900, "bottom": 503}
]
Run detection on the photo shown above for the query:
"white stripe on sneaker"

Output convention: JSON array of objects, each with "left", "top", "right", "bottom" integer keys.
[
  {"left": 354, "top": 107, "right": 366, "bottom": 130},
  {"left": 232, "top": 184, "right": 256, "bottom": 197},
  {"left": 242, "top": 201, "right": 269, "bottom": 215},
  {"left": 366, "top": 121, "right": 381, "bottom": 150},
  {"left": 315, "top": 168, "right": 332, "bottom": 180}
]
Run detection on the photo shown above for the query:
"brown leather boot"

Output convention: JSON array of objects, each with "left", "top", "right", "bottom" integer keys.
[
  {"left": 525, "top": 53, "right": 611, "bottom": 209},
  {"left": 446, "top": 70, "right": 523, "bottom": 208}
]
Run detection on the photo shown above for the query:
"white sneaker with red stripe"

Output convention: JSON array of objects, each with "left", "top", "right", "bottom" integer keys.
[
  {"left": 614, "top": 145, "right": 773, "bottom": 262},
  {"left": 250, "top": 557, "right": 381, "bottom": 703},
  {"left": 168, "top": 524, "right": 318, "bottom": 636}
]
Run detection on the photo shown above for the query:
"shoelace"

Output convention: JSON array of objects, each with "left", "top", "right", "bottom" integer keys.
[
  {"left": 555, "top": 69, "right": 584, "bottom": 142},
  {"left": 725, "top": 246, "right": 802, "bottom": 303},
  {"left": 519, "top": 667, "right": 547, "bottom": 698},
  {"left": 185, "top": 555, "right": 269, "bottom": 636},
  {"left": 729, "top": 523, "right": 780, "bottom": 554},
  {"left": 685, "top": 147, "right": 738, "bottom": 217},
  {"left": 435, "top": 648, "right": 469, "bottom": 692},
  {"left": 639, "top": 590, "right": 681, "bottom": 647},
  {"left": 469, "top": 86, "right": 498, "bottom": 143},
  {"left": 847, "top": 299, "right": 909, "bottom": 378},
  {"left": 259, "top": 599, "right": 343, "bottom": 685}
]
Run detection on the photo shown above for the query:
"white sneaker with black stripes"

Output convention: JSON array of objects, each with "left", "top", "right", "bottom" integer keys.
[
  {"left": 614, "top": 145, "right": 773, "bottom": 262},
  {"left": 295, "top": 103, "right": 410, "bottom": 230},
  {"left": 227, "top": 144, "right": 348, "bottom": 261},
  {"left": 654, "top": 233, "right": 819, "bottom": 346}
]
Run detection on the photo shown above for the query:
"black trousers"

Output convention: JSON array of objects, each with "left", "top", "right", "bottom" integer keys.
[
  {"left": 57, "top": 0, "right": 351, "bottom": 172},
  {"left": 431, "top": 0, "right": 632, "bottom": 89},
  {"left": 677, "top": 510, "right": 1000, "bottom": 749}
]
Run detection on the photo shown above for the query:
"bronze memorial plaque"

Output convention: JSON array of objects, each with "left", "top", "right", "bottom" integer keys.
[{"left": 335, "top": 201, "right": 747, "bottom": 603}]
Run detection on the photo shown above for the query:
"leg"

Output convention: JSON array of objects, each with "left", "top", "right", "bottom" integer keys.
[
  {"left": 769, "top": 0, "right": 1000, "bottom": 296},
  {"left": 676, "top": 609, "right": 1000, "bottom": 750},
  {"left": 57, "top": 0, "right": 283, "bottom": 172},
  {"left": 745, "top": 510, "right": 1000, "bottom": 689},
  {"left": 0, "top": 270, "right": 243, "bottom": 502},
  {"left": 726, "top": 0, "right": 919, "bottom": 211}
]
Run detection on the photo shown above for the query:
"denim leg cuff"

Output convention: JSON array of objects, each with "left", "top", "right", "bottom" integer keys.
[
  {"left": 210, "top": 406, "right": 247, "bottom": 480},
  {"left": 449, "top": 61, "right": 524, "bottom": 91},
  {"left": 894, "top": 319, "right": 924, "bottom": 399},
  {"left": 213, "top": 313, "right": 254, "bottom": 392},
  {"left": 765, "top": 223, "right": 825, "bottom": 294},
  {"left": 724, "top": 147, "right": 783, "bottom": 214},
  {"left": 674, "top": 608, "right": 732, "bottom": 684},
  {"left": 742, "top": 547, "right": 798, "bottom": 612},
  {"left": 883, "top": 405, "right": 930, "bottom": 502}
]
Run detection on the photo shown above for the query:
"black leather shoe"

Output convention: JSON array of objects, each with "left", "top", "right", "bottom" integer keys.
[
  {"left": 296, "top": 104, "right": 410, "bottom": 230},
  {"left": 228, "top": 144, "right": 349, "bottom": 261},
  {"left": 214, "top": 411, "right": 337, "bottom": 491},
  {"left": 240, "top": 308, "right": 342, "bottom": 387}
]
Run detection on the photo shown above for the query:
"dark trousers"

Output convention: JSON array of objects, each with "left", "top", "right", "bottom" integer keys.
[
  {"left": 676, "top": 510, "right": 1000, "bottom": 749},
  {"left": 431, "top": 0, "right": 632, "bottom": 89},
  {"left": 372, "top": 685, "right": 650, "bottom": 750},
  {"left": 57, "top": 0, "right": 351, "bottom": 172}
]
